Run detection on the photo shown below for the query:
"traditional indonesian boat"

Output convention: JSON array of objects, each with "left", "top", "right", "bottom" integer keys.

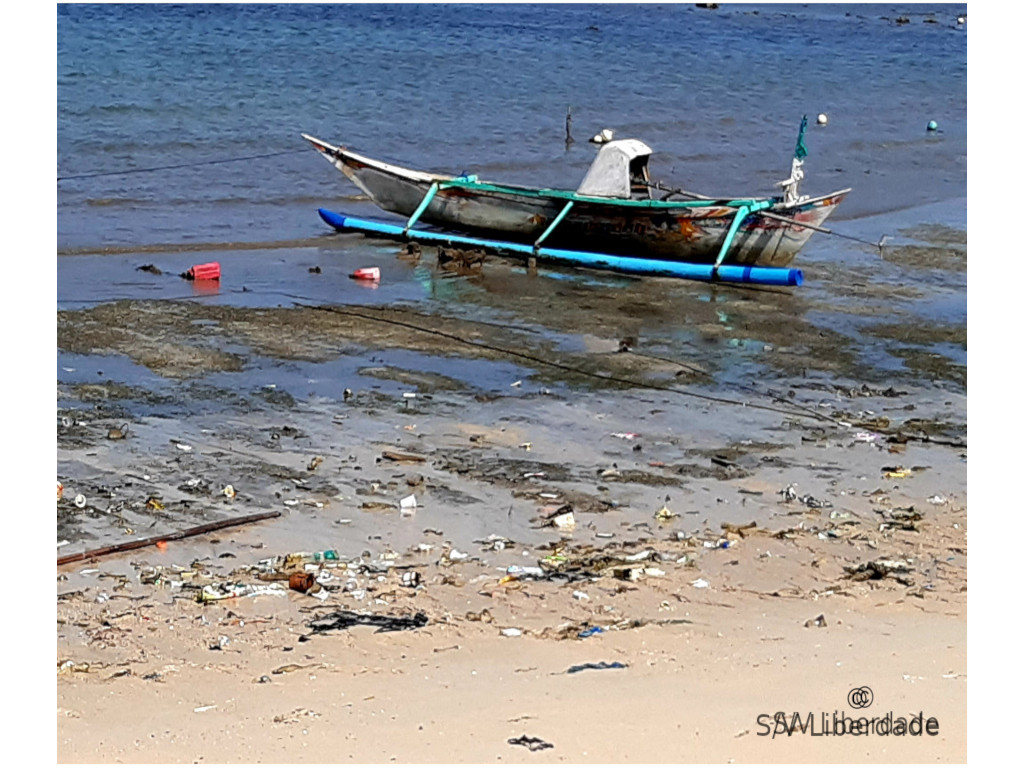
[{"left": 304, "top": 118, "right": 850, "bottom": 286}]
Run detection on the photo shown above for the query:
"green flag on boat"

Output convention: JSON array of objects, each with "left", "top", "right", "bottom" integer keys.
[{"left": 794, "top": 115, "right": 809, "bottom": 160}]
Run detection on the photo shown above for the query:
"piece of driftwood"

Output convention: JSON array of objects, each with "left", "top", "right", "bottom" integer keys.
[{"left": 56, "top": 511, "right": 282, "bottom": 566}]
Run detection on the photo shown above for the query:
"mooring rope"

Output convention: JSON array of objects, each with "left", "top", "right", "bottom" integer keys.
[
  {"left": 56, "top": 149, "right": 307, "bottom": 182},
  {"left": 301, "top": 302, "right": 852, "bottom": 427}
]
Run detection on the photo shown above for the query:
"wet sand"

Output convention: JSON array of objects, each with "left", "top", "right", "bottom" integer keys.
[{"left": 56, "top": 269, "right": 967, "bottom": 763}]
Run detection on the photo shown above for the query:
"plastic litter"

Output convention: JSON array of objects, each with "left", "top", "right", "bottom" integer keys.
[
  {"left": 508, "top": 735, "right": 553, "bottom": 752},
  {"left": 301, "top": 609, "right": 428, "bottom": 637},
  {"left": 198, "top": 582, "right": 287, "bottom": 603},
  {"left": 843, "top": 558, "right": 914, "bottom": 585},
  {"left": 185, "top": 262, "right": 221, "bottom": 281},
  {"left": 351, "top": 267, "right": 380, "bottom": 281},
  {"left": 883, "top": 466, "right": 913, "bottom": 479},
  {"left": 500, "top": 627, "right": 523, "bottom": 637},
  {"left": 505, "top": 565, "right": 545, "bottom": 579},
  {"left": 567, "top": 661, "right": 626, "bottom": 674},
  {"left": 289, "top": 572, "right": 316, "bottom": 593},
  {"left": 551, "top": 511, "right": 575, "bottom": 530},
  {"left": 654, "top": 505, "right": 676, "bottom": 521}
]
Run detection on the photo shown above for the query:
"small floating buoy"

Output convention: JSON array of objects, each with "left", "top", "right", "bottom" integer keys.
[
  {"left": 351, "top": 266, "right": 380, "bottom": 281},
  {"left": 927, "top": 120, "right": 939, "bottom": 132},
  {"left": 817, "top": 113, "right": 828, "bottom": 126},
  {"left": 589, "top": 128, "right": 615, "bottom": 144}
]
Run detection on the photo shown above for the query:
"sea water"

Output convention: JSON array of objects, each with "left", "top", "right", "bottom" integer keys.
[{"left": 57, "top": 3, "right": 967, "bottom": 389}]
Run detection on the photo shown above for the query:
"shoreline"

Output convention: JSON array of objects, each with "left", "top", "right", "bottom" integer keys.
[{"left": 56, "top": 301, "right": 967, "bottom": 761}]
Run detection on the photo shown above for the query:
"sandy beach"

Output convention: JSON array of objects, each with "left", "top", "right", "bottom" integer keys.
[
  {"left": 56, "top": 286, "right": 967, "bottom": 764},
  {"left": 52, "top": 5, "right": 973, "bottom": 763}
]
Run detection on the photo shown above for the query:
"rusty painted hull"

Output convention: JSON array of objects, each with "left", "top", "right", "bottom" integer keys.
[{"left": 305, "top": 136, "right": 848, "bottom": 268}]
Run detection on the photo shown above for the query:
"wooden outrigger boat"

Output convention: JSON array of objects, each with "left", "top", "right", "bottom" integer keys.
[{"left": 304, "top": 118, "right": 850, "bottom": 285}]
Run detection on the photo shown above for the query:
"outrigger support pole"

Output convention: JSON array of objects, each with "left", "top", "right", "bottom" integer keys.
[
  {"left": 404, "top": 181, "right": 440, "bottom": 235},
  {"left": 534, "top": 201, "right": 575, "bottom": 251},
  {"left": 711, "top": 201, "right": 773, "bottom": 278}
]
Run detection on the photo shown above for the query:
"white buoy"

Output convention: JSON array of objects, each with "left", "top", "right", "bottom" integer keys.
[
  {"left": 589, "top": 128, "right": 615, "bottom": 144},
  {"left": 817, "top": 113, "right": 828, "bottom": 126}
]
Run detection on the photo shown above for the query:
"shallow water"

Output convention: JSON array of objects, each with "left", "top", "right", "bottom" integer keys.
[{"left": 57, "top": 5, "right": 967, "bottom": 555}]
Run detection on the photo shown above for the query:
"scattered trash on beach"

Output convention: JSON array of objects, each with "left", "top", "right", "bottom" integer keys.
[
  {"left": 301, "top": 609, "right": 428, "bottom": 638},
  {"left": 199, "top": 582, "right": 288, "bottom": 603},
  {"left": 566, "top": 661, "right": 627, "bottom": 674},
  {"left": 804, "top": 614, "right": 827, "bottom": 628},
  {"left": 183, "top": 262, "right": 221, "bottom": 281},
  {"left": 351, "top": 266, "right": 380, "bottom": 282},
  {"left": 844, "top": 558, "right": 914, "bottom": 585},
  {"left": 106, "top": 423, "right": 128, "bottom": 440},
  {"left": 288, "top": 572, "right": 316, "bottom": 593},
  {"left": 272, "top": 664, "right": 320, "bottom": 676},
  {"left": 883, "top": 466, "right": 912, "bottom": 479},
  {"left": 508, "top": 735, "right": 553, "bottom": 752},
  {"left": 799, "top": 494, "right": 832, "bottom": 509},
  {"left": 654, "top": 504, "right": 676, "bottom": 521},
  {"left": 382, "top": 450, "right": 426, "bottom": 463},
  {"left": 877, "top": 507, "right": 923, "bottom": 532}
]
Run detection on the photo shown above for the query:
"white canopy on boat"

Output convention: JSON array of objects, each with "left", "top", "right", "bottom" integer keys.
[{"left": 576, "top": 139, "right": 653, "bottom": 199}]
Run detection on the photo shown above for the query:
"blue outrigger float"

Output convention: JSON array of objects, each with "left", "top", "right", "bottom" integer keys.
[{"left": 304, "top": 118, "right": 849, "bottom": 286}]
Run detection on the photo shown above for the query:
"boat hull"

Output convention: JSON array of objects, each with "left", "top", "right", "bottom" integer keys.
[{"left": 305, "top": 135, "right": 847, "bottom": 268}]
